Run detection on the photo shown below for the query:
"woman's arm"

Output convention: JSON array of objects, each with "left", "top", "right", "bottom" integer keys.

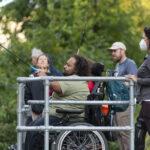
[
  {"left": 137, "top": 78, "right": 150, "bottom": 85},
  {"left": 127, "top": 75, "right": 150, "bottom": 85}
]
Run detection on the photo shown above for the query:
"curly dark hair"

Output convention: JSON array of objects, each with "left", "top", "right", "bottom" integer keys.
[
  {"left": 91, "top": 62, "right": 105, "bottom": 76},
  {"left": 73, "top": 55, "right": 89, "bottom": 76},
  {"left": 144, "top": 27, "right": 150, "bottom": 40}
]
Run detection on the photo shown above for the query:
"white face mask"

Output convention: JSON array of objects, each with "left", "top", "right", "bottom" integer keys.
[{"left": 139, "top": 39, "right": 148, "bottom": 51}]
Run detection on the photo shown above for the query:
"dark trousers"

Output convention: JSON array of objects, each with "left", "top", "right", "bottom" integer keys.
[
  {"left": 25, "top": 116, "right": 61, "bottom": 150},
  {"left": 135, "top": 102, "right": 150, "bottom": 150}
]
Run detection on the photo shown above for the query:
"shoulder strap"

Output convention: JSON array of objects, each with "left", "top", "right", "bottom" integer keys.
[{"left": 92, "top": 81, "right": 102, "bottom": 94}]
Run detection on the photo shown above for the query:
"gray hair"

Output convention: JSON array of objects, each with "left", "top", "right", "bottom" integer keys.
[{"left": 31, "top": 48, "right": 43, "bottom": 58}]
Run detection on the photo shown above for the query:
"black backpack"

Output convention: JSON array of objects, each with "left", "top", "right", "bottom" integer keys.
[
  {"left": 85, "top": 80, "right": 118, "bottom": 142},
  {"left": 85, "top": 81, "right": 105, "bottom": 125}
]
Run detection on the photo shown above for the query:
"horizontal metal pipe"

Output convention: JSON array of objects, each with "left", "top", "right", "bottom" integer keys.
[
  {"left": 17, "top": 126, "right": 131, "bottom": 131},
  {"left": 17, "top": 76, "right": 129, "bottom": 82},
  {"left": 28, "top": 100, "right": 129, "bottom": 105}
]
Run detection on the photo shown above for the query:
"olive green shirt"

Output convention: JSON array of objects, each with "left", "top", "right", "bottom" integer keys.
[{"left": 50, "top": 75, "right": 90, "bottom": 118}]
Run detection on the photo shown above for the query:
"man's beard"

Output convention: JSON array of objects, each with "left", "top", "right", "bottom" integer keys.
[
  {"left": 112, "top": 56, "right": 121, "bottom": 63},
  {"left": 63, "top": 72, "right": 68, "bottom": 76},
  {"left": 63, "top": 72, "right": 74, "bottom": 76}
]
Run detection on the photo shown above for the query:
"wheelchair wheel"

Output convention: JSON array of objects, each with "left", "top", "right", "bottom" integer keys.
[{"left": 56, "top": 123, "right": 108, "bottom": 150}]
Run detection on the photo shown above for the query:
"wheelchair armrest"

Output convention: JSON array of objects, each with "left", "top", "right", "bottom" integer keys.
[{"left": 56, "top": 109, "right": 84, "bottom": 115}]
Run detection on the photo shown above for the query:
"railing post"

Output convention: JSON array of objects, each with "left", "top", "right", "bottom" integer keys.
[
  {"left": 44, "top": 79, "right": 50, "bottom": 150},
  {"left": 129, "top": 80, "right": 135, "bottom": 150},
  {"left": 17, "top": 82, "right": 25, "bottom": 150}
]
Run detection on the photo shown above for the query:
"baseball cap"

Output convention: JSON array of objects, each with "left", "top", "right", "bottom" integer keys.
[{"left": 108, "top": 42, "right": 126, "bottom": 51}]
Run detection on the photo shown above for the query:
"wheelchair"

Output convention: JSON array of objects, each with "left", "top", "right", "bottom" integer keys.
[
  {"left": 53, "top": 109, "right": 109, "bottom": 150},
  {"left": 24, "top": 108, "right": 109, "bottom": 150}
]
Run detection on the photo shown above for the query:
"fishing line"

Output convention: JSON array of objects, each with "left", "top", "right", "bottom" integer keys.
[{"left": 0, "top": 44, "right": 30, "bottom": 74}]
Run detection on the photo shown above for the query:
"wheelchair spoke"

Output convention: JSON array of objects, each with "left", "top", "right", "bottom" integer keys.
[
  {"left": 59, "top": 131, "right": 104, "bottom": 150},
  {"left": 56, "top": 122, "right": 109, "bottom": 150}
]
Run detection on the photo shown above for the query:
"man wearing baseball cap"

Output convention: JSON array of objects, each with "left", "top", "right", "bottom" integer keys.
[
  {"left": 108, "top": 42, "right": 137, "bottom": 76},
  {"left": 108, "top": 42, "right": 137, "bottom": 150}
]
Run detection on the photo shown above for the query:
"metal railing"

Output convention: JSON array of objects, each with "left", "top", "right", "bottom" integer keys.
[{"left": 17, "top": 76, "right": 135, "bottom": 150}]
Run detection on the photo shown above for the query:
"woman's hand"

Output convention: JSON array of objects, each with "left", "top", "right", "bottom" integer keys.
[
  {"left": 37, "top": 70, "right": 47, "bottom": 76},
  {"left": 126, "top": 74, "right": 137, "bottom": 82}
]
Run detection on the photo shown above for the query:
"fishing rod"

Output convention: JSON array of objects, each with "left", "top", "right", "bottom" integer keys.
[
  {"left": 77, "top": 0, "right": 89, "bottom": 55},
  {"left": 0, "top": 44, "right": 30, "bottom": 74},
  {"left": 0, "top": 43, "right": 30, "bottom": 67}
]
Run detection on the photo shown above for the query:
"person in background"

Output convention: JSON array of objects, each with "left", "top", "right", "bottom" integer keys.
[
  {"left": 25, "top": 54, "right": 50, "bottom": 122},
  {"left": 25, "top": 53, "right": 62, "bottom": 123},
  {"left": 128, "top": 27, "right": 150, "bottom": 150},
  {"left": 88, "top": 62, "right": 105, "bottom": 92},
  {"left": 108, "top": 42, "right": 137, "bottom": 150},
  {"left": 31, "top": 48, "right": 63, "bottom": 76}
]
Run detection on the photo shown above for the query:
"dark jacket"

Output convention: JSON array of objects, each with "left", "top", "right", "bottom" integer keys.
[
  {"left": 136, "top": 55, "right": 150, "bottom": 103},
  {"left": 49, "top": 66, "right": 63, "bottom": 76},
  {"left": 26, "top": 62, "right": 63, "bottom": 113},
  {"left": 47, "top": 55, "right": 63, "bottom": 76},
  {"left": 25, "top": 81, "right": 44, "bottom": 114}
]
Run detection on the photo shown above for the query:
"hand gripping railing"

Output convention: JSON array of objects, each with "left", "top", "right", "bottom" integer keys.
[{"left": 17, "top": 76, "right": 135, "bottom": 150}]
